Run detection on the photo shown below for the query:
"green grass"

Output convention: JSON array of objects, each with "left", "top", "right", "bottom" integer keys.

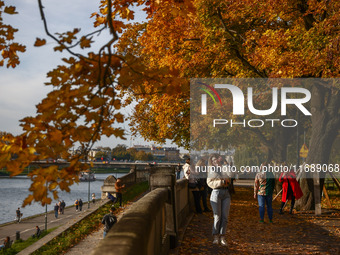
[
  {"left": 30, "top": 181, "right": 149, "bottom": 255},
  {"left": 0, "top": 227, "right": 58, "bottom": 255}
]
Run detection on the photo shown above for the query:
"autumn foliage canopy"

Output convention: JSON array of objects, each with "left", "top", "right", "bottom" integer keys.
[{"left": 0, "top": 0, "right": 339, "bottom": 205}]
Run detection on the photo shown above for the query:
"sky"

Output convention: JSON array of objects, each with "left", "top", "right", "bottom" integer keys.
[{"left": 0, "top": 0, "right": 183, "bottom": 151}]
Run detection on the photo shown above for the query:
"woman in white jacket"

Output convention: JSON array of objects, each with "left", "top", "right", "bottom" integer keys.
[{"left": 207, "top": 154, "right": 231, "bottom": 247}]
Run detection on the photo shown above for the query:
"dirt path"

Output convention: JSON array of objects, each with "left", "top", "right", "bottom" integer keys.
[{"left": 177, "top": 187, "right": 340, "bottom": 254}]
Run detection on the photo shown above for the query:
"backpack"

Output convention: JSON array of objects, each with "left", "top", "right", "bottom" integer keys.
[{"left": 103, "top": 214, "right": 117, "bottom": 232}]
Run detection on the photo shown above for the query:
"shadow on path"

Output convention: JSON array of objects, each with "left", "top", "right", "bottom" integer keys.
[{"left": 177, "top": 187, "right": 340, "bottom": 254}]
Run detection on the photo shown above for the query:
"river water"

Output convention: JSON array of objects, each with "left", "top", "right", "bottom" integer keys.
[{"left": 0, "top": 173, "right": 125, "bottom": 224}]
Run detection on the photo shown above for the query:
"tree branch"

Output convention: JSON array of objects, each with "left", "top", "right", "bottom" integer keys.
[{"left": 216, "top": 7, "right": 267, "bottom": 78}]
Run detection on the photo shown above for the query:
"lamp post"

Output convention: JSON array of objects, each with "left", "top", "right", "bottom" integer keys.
[
  {"left": 45, "top": 181, "right": 48, "bottom": 231},
  {"left": 88, "top": 169, "right": 91, "bottom": 209}
]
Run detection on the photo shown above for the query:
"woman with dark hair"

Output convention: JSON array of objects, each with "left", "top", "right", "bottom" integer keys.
[
  {"left": 254, "top": 162, "right": 275, "bottom": 223},
  {"left": 207, "top": 154, "right": 231, "bottom": 246},
  {"left": 0, "top": 236, "right": 11, "bottom": 250},
  {"left": 279, "top": 165, "right": 303, "bottom": 214}
]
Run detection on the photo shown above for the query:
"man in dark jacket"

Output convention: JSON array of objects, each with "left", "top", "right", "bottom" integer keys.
[
  {"left": 54, "top": 203, "right": 59, "bottom": 219},
  {"left": 79, "top": 199, "right": 83, "bottom": 211},
  {"left": 32, "top": 226, "right": 41, "bottom": 238},
  {"left": 101, "top": 206, "right": 117, "bottom": 238}
]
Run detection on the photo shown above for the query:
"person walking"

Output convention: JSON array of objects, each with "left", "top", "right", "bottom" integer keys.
[
  {"left": 279, "top": 166, "right": 303, "bottom": 214},
  {"left": 92, "top": 193, "right": 96, "bottom": 204},
  {"left": 79, "top": 199, "right": 83, "bottom": 211},
  {"left": 207, "top": 154, "right": 231, "bottom": 247},
  {"left": 15, "top": 208, "right": 22, "bottom": 223},
  {"left": 60, "top": 200, "right": 66, "bottom": 214},
  {"left": 74, "top": 199, "right": 79, "bottom": 211},
  {"left": 254, "top": 162, "right": 275, "bottom": 223},
  {"left": 101, "top": 206, "right": 117, "bottom": 238},
  {"left": 184, "top": 158, "right": 202, "bottom": 214},
  {"left": 54, "top": 203, "right": 59, "bottom": 219},
  {"left": 115, "top": 178, "right": 125, "bottom": 208},
  {"left": 175, "top": 163, "right": 182, "bottom": 180},
  {"left": 196, "top": 159, "right": 211, "bottom": 212}
]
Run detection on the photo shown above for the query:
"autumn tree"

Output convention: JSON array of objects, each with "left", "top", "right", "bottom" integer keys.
[
  {"left": 1, "top": 0, "right": 339, "bottom": 212},
  {"left": 0, "top": 1, "right": 25, "bottom": 67},
  {"left": 115, "top": 0, "right": 340, "bottom": 210},
  {"left": 0, "top": 0, "right": 131, "bottom": 205}
]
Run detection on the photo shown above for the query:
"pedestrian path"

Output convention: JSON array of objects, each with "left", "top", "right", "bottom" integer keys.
[
  {"left": 175, "top": 187, "right": 340, "bottom": 254},
  {"left": 65, "top": 205, "right": 129, "bottom": 255},
  {"left": 0, "top": 200, "right": 105, "bottom": 243},
  {"left": 65, "top": 191, "right": 149, "bottom": 254}
]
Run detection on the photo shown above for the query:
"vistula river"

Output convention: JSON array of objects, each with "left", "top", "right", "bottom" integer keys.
[{"left": 0, "top": 173, "right": 126, "bottom": 224}]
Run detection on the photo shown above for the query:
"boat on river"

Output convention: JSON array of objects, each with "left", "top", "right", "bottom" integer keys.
[{"left": 79, "top": 171, "right": 96, "bottom": 182}]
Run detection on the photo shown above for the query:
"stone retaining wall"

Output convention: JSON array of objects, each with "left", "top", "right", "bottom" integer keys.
[{"left": 92, "top": 167, "right": 192, "bottom": 255}]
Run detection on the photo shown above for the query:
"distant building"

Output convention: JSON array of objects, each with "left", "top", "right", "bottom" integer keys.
[
  {"left": 131, "top": 145, "right": 180, "bottom": 161},
  {"left": 132, "top": 145, "right": 152, "bottom": 153},
  {"left": 164, "top": 147, "right": 180, "bottom": 161},
  {"left": 88, "top": 149, "right": 100, "bottom": 159},
  {"left": 151, "top": 146, "right": 179, "bottom": 161}
]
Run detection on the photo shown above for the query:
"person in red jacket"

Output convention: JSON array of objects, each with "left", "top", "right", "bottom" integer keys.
[{"left": 279, "top": 167, "right": 303, "bottom": 214}]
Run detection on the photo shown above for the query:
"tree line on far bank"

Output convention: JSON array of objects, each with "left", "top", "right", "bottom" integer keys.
[{"left": 94, "top": 144, "right": 154, "bottom": 162}]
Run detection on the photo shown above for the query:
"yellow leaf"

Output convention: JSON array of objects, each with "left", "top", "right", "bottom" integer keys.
[
  {"left": 28, "top": 147, "right": 36, "bottom": 154},
  {"left": 34, "top": 38, "right": 46, "bottom": 47},
  {"left": 50, "top": 130, "right": 63, "bottom": 143},
  {"left": 49, "top": 182, "right": 58, "bottom": 190},
  {"left": 80, "top": 37, "right": 92, "bottom": 48},
  {"left": 4, "top": 6, "right": 18, "bottom": 14}
]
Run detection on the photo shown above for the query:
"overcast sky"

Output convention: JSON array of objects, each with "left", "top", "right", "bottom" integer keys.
[{"left": 0, "top": 0, "right": 182, "bottom": 150}]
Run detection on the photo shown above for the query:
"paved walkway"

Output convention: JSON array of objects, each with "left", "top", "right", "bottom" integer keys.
[
  {"left": 0, "top": 200, "right": 105, "bottom": 243},
  {"left": 175, "top": 186, "right": 340, "bottom": 254},
  {"left": 64, "top": 189, "right": 149, "bottom": 255},
  {"left": 65, "top": 205, "right": 130, "bottom": 255}
]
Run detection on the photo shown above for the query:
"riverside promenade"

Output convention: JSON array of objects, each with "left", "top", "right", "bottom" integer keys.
[
  {"left": 2, "top": 179, "right": 340, "bottom": 254},
  {"left": 0, "top": 200, "right": 105, "bottom": 244}
]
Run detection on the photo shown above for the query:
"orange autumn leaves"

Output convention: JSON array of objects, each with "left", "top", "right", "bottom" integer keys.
[
  {"left": 1, "top": 0, "right": 340, "bottom": 207},
  {"left": 0, "top": 1, "right": 25, "bottom": 67}
]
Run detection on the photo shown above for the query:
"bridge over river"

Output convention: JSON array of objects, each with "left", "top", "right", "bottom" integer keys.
[{"left": 28, "top": 161, "right": 178, "bottom": 170}]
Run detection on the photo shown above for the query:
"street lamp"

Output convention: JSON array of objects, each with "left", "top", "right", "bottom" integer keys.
[
  {"left": 45, "top": 181, "right": 48, "bottom": 231},
  {"left": 88, "top": 169, "right": 91, "bottom": 209}
]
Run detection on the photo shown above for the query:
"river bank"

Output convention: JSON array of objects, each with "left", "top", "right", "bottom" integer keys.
[{"left": 0, "top": 173, "right": 126, "bottom": 225}]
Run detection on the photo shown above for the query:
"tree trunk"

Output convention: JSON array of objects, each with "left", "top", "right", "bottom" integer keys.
[{"left": 296, "top": 84, "right": 340, "bottom": 211}]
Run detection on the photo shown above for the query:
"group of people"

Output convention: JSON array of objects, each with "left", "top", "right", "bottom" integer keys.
[
  {"left": 254, "top": 162, "right": 303, "bottom": 223},
  {"left": 101, "top": 178, "right": 126, "bottom": 238},
  {"left": 53, "top": 200, "right": 66, "bottom": 218},
  {"left": 1, "top": 226, "right": 42, "bottom": 251},
  {"left": 74, "top": 199, "right": 84, "bottom": 212},
  {"left": 181, "top": 156, "right": 304, "bottom": 247}
]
